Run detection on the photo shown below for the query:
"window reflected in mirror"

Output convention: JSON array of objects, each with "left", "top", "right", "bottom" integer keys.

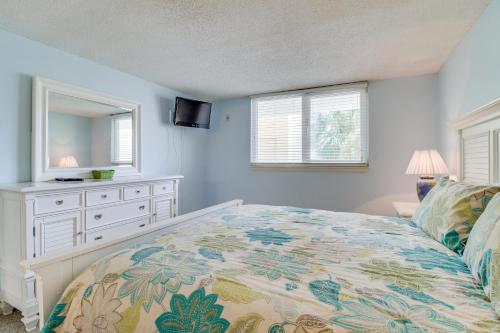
[{"left": 48, "top": 92, "right": 133, "bottom": 169}]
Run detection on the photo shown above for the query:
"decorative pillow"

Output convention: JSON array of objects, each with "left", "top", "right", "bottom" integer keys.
[
  {"left": 463, "top": 193, "right": 500, "bottom": 316},
  {"left": 412, "top": 180, "right": 500, "bottom": 254},
  {"left": 412, "top": 177, "right": 451, "bottom": 227}
]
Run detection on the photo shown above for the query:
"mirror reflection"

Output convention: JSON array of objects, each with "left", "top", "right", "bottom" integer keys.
[{"left": 48, "top": 92, "right": 133, "bottom": 169}]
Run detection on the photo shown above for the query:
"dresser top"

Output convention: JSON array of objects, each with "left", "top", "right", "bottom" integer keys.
[{"left": 0, "top": 175, "right": 183, "bottom": 193}]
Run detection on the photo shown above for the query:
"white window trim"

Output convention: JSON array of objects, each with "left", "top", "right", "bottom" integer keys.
[{"left": 250, "top": 82, "right": 369, "bottom": 169}]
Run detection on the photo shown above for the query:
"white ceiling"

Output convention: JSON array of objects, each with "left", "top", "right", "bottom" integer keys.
[{"left": 0, "top": 0, "right": 489, "bottom": 100}]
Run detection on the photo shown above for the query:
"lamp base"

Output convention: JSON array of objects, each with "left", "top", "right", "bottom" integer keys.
[{"left": 417, "top": 176, "right": 436, "bottom": 202}]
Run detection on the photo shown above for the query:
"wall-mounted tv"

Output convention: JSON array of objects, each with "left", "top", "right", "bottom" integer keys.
[{"left": 174, "top": 97, "right": 212, "bottom": 129}]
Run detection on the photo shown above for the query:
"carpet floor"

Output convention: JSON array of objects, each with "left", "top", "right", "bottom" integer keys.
[{"left": 0, "top": 310, "right": 25, "bottom": 333}]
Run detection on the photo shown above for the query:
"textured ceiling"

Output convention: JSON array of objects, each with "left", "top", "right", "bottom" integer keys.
[{"left": 0, "top": 0, "right": 490, "bottom": 100}]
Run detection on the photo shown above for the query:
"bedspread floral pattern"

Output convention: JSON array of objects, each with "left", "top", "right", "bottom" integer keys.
[
  {"left": 43, "top": 205, "right": 500, "bottom": 333},
  {"left": 463, "top": 193, "right": 500, "bottom": 317}
]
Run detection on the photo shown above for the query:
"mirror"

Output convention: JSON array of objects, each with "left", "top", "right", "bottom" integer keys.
[
  {"left": 32, "top": 77, "right": 142, "bottom": 181},
  {"left": 48, "top": 92, "right": 133, "bottom": 169}
]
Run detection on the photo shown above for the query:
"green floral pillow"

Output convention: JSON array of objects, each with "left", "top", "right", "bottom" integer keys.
[
  {"left": 412, "top": 178, "right": 451, "bottom": 227},
  {"left": 463, "top": 193, "right": 500, "bottom": 316},
  {"left": 412, "top": 180, "right": 500, "bottom": 254}
]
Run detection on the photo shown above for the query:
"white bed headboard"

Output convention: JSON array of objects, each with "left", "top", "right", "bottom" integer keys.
[{"left": 454, "top": 97, "right": 500, "bottom": 183}]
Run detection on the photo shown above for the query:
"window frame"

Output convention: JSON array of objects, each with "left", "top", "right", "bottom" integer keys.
[{"left": 250, "top": 82, "right": 369, "bottom": 169}]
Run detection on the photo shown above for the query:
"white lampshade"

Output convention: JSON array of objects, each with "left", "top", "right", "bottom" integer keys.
[
  {"left": 405, "top": 149, "right": 449, "bottom": 176},
  {"left": 58, "top": 155, "right": 79, "bottom": 168}
]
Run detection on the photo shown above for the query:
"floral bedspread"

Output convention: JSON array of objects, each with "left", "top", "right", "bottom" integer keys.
[{"left": 43, "top": 205, "right": 500, "bottom": 333}]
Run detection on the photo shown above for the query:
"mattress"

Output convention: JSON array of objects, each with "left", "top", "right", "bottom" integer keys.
[{"left": 42, "top": 204, "right": 500, "bottom": 332}]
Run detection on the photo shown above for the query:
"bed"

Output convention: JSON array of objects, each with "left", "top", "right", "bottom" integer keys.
[
  {"left": 34, "top": 203, "right": 499, "bottom": 332},
  {"left": 24, "top": 98, "right": 500, "bottom": 332}
]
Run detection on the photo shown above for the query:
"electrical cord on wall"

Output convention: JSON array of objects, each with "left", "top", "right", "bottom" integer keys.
[
  {"left": 165, "top": 108, "right": 183, "bottom": 175},
  {"left": 179, "top": 126, "right": 184, "bottom": 175}
]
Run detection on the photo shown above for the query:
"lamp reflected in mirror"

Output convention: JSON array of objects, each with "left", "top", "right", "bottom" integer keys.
[{"left": 58, "top": 155, "right": 79, "bottom": 168}]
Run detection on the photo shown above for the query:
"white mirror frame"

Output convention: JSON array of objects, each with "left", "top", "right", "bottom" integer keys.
[{"left": 32, "top": 77, "right": 142, "bottom": 182}]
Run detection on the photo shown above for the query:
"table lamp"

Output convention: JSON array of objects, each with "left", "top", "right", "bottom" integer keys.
[{"left": 405, "top": 149, "right": 449, "bottom": 201}]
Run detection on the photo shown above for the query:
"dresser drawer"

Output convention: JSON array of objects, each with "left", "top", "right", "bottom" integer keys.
[
  {"left": 153, "top": 181, "right": 174, "bottom": 196},
  {"left": 86, "top": 200, "right": 150, "bottom": 229},
  {"left": 86, "top": 188, "right": 121, "bottom": 207},
  {"left": 35, "top": 193, "right": 81, "bottom": 215},
  {"left": 123, "top": 185, "right": 150, "bottom": 200},
  {"left": 86, "top": 217, "right": 150, "bottom": 243}
]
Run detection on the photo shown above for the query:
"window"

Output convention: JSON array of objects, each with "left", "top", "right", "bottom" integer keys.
[
  {"left": 251, "top": 83, "right": 368, "bottom": 167},
  {"left": 111, "top": 115, "right": 133, "bottom": 164}
]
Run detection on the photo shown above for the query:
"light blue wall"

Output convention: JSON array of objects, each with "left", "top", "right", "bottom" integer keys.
[
  {"left": 207, "top": 74, "right": 440, "bottom": 215},
  {"left": 0, "top": 29, "right": 208, "bottom": 213},
  {"left": 48, "top": 112, "right": 92, "bottom": 167},
  {"left": 438, "top": 1, "right": 500, "bottom": 173},
  {"left": 90, "top": 117, "right": 112, "bottom": 166}
]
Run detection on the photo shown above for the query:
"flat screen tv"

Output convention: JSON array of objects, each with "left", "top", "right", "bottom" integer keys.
[{"left": 174, "top": 97, "right": 212, "bottom": 129}]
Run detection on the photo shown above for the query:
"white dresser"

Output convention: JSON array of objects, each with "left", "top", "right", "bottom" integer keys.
[{"left": 0, "top": 175, "right": 182, "bottom": 330}]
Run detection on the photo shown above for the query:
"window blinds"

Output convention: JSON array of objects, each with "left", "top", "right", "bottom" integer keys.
[
  {"left": 251, "top": 83, "right": 368, "bottom": 165},
  {"left": 112, "top": 116, "right": 133, "bottom": 164}
]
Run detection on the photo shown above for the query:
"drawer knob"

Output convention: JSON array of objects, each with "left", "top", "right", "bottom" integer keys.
[
  {"left": 139, "top": 205, "right": 145, "bottom": 210},
  {"left": 162, "top": 186, "right": 166, "bottom": 190},
  {"left": 76, "top": 231, "right": 83, "bottom": 236},
  {"left": 55, "top": 200, "right": 64, "bottom": 205},
  {"left": 94, "top": 214, "right": 103, "bottom": 220},
  {"left": 135, "top": 190, "right": 141, "bottom": 194},
  {"left": 139, "top": 223, "right": 146, "bottom": 227},
  {"left": 101, "top": 194, "right": 108, "bottom": 199},
  {"left": 94, "top": 235, "right": 103, "bottom": 240}
]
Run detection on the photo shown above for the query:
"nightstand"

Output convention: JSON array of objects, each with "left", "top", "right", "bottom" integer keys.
[{"left": 392, "top": 201, "right": 420, "bottom": 218}]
